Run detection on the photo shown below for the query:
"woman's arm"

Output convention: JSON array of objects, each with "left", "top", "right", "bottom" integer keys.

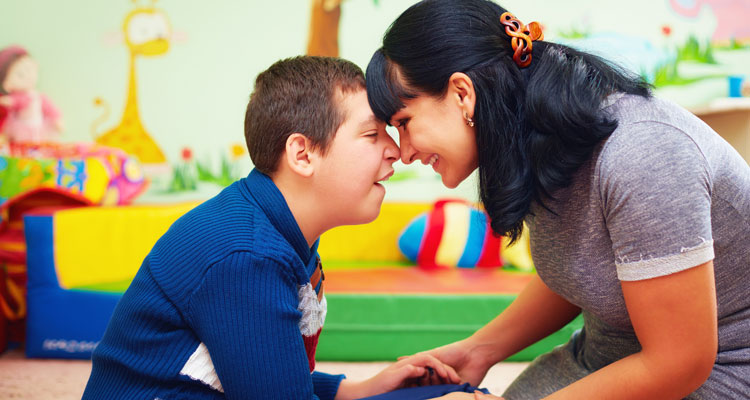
[
  {"left": 545, "top": 261, "right": 717, "bottom": 399},
  {"left": 426, "top": 275, "right": 581, "bottom": 385}
]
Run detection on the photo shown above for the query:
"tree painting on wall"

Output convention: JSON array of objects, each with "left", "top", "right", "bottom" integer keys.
[
  {"left": 307, "top": 0, "right": 342, "bottom": 57},
  {"left": 307, "top": 0, "right": 379, "bottom": 57}
]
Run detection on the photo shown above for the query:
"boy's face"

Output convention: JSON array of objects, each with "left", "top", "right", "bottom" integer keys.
[{"left": 313, "top": 88, "right": 399, "bottom": 225}]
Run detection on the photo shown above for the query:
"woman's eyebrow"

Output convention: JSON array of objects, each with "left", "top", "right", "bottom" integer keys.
[{"left": 388, "top": 112, "right": 405, "bottom": 125}]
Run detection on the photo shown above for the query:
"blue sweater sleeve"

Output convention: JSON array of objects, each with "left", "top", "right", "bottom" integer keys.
[
  {"left": 313, "top": 371, "right": 346, "bottom": 400},
  {"left": 185, "top": 251, "right": 341, "bottom": 399}
]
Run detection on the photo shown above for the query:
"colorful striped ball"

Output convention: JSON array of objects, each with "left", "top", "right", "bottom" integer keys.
[{"left": 398, "top": 199, "right": 503, "bottom": 269}]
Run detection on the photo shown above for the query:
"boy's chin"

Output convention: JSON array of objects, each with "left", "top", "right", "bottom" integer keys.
[
  {"left": 357, "top": 206, "right": 382, "bottom": 224},
  {"left": 336, "top": 188, "right": 385, "bottom": 225},
  {"left": 344, "top": 202, "right": 383, "bottom": 225}
]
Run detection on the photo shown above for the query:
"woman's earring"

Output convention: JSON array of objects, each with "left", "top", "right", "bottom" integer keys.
[{"left": 464, "top": 112, "right": 475, "bottom": 127}]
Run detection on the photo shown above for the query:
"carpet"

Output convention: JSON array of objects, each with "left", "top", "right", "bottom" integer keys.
[{"left": 0, "top": 348, "right": 527, "bottom": 399}]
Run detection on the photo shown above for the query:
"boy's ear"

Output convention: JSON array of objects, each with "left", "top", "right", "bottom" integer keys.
[
  {"left": 284, "top": 133, "right": 316, "bottom": 177},
  {"left": 448, "top": 72, "right": 476, "bottom": 118}
]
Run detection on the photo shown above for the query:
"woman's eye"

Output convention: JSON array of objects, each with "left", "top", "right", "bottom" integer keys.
[{"left": 397, "top": 119, "right": 409, "bottom": 129}]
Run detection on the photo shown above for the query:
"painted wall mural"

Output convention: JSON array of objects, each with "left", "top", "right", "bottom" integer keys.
[
  {"left": 1, "top": 0, "right": 748, "bottom": 202},
  {"left": 669, "top": 0, "right": 750, "bottom": 44},
  {"left": 307, "top": 0, "right": 343, "bottom": 57},
  {"left": 554, "top": 0, "right": 750, "bottom": 94},
  {"left": 92, "top": 1, "right": 171, "bottom": 166}
]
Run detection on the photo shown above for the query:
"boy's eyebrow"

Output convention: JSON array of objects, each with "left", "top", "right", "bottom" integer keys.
[{"left": 358, "top": 115, "right": 380, "bottom": 129}]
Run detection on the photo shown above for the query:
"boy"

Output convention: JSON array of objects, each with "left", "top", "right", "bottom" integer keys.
[{"left": 82, "top": 56, "right": 459, "bottom": 399}]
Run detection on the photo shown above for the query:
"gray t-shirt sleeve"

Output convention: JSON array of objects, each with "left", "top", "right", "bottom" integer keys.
[{"left": 598, "top": 121, "right": 715, "bottom": 281}]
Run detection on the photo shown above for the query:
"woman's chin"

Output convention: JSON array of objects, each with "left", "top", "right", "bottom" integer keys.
[
  {"left": 440, "top": 173, "right": 460, "bottom": 189},
  {"left": 440, "top": 167, "right": 475, "bottom": 189}
]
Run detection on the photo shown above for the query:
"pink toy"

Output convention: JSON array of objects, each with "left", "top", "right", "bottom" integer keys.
[{"left": 0, "top": 46, "right": 62, "bottom": 145}]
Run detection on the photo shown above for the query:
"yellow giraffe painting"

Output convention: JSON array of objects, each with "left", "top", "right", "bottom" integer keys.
[{"left": 94, "top": 0, "right": 170, "bottom": 164}]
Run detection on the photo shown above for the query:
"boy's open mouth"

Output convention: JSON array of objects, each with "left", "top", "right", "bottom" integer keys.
[{"left": 375, "top": 170, "right": 394, "bottom": 185}]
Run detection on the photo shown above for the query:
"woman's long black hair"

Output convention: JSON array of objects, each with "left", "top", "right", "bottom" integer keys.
[{"left": 366, "top": 0, "right": 651, "bottom": 243}]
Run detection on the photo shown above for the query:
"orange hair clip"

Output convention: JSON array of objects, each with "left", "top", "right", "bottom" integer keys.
[{"left": 500, "top": 12, "right": 544, "bottom": 68}]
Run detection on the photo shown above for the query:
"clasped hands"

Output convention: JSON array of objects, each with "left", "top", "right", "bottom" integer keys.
[{"left": 371, "top": 353, "right": 504, "bottom": 400}]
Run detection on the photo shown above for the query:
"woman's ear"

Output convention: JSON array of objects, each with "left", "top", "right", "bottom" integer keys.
[
  {"left": 283, "top": 133, "right": 315, "bottom": 177},
  {"left": 448, "top": 72, "right": 476, "bottom": 119}
]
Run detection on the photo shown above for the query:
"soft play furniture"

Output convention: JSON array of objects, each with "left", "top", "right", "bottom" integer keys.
[
  {"left": 0, "top": 142, "right": 147, "bottom": 206},
  {"left": 23, "top": 202, "right": 581, "bottom": 360},
  {"left": 0, "top": 188, "right": 92, "bottom": 354},
  {"left": 23, "top": 203, "right": 197, "bottom": 358},
  {"left": 317, "top": 203, "right": 580, "bottom": 361}
]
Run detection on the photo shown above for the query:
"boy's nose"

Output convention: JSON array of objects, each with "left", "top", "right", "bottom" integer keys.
[
  {"left": 398, "top": 134, "right": 417, "bottom": 165},
  {"left": 384, "top": 135, "right": 400, "bottom": 163}
]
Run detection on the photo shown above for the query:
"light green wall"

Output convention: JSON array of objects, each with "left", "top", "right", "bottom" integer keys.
[{"left": 2, "top": 0, "right": 748, "bottom": 201}]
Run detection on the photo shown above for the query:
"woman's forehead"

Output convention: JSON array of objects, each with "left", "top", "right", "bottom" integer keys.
[{"left": 366, "top": 52, "right": 421, "bottom": 123}]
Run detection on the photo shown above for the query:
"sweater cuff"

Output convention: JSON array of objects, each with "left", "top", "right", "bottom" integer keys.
[{"left": 312, "top": 371, "right": 345, "bottom": 400}]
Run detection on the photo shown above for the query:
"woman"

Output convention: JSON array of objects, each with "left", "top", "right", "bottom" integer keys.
[{"left": 366, "top": 0, "right": 750, "bottom": 399}]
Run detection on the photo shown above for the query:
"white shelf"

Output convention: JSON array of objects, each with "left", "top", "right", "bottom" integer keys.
[{"left": 690, "top": 97, "right": 750, "bottom": 117}]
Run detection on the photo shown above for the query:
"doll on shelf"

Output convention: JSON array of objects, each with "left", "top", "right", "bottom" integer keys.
[{"left": 0, "top": 45, "right": 63, "bottom": 148}]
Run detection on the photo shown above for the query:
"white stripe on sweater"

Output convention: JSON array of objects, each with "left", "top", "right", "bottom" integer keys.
[
  {"left": 178, "top": 284, "right": 326, "bottom": 391},
  {"left": 298, "top": 283, "right": 327, "bottom": 336},
  {"left": 179, "top": 342, "right": 224, "bottom": 392}
]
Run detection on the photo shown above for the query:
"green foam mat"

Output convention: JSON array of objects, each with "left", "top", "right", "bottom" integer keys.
[
  {"left": 318, "top": 294, "right": 583, "bottom": 362},
  {"left": 73, "top": 280, "right": 582, "bottom": 362},
  {"left": 71, "top": 279, "right": 132, "bottom": 293}
]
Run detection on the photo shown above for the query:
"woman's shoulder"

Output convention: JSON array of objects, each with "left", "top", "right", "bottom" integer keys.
[
  {"left": 602, "top": 94, "right": 696, "bottom": 130},
  {"left": 597, "top": 94, "right": 713, "bottom": 171}
]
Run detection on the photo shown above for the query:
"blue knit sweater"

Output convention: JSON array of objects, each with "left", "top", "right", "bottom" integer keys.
[{"left": 83, "top": 169, "right": 344, "bottom": 399}]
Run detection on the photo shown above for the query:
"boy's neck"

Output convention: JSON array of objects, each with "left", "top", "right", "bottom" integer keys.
[{"left": 271, "top": 173, "right": 326, "bottom": 249}]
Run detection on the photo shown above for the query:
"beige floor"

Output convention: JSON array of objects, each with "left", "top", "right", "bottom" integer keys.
[{"left": 0, "top": 348, "right": 528, "bottom": 398}]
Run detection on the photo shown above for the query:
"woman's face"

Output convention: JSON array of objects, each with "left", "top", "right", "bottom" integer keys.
[{"left": 389, "top": 82, "right": 479, "bottom": 189}]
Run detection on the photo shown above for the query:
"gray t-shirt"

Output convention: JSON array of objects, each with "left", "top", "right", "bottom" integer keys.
[{"left": 527, "top": 94, "right": 750, "bottom": 395}]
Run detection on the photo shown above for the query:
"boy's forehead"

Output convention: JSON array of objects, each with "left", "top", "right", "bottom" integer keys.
[{"left": 340, "top": 88, "right": 380, "bottom": 127}]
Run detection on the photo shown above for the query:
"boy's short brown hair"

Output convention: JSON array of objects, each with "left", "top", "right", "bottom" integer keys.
[{"left": 244, "top": 56, "right": 366, "bottom": 175}]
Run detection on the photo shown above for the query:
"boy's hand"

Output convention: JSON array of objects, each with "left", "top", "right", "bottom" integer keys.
[
  {"left": 371, "top": 353, "right": 461, "bottom": 390},
  {"left": 336, "top": 354, "right": 461, "bottom": 400},
  {"left": 399, "top": 339, "right": 492, "bottom": 386}
]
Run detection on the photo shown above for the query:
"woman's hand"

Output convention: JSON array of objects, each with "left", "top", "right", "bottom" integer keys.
[
  {"left": 427, "top": 390, "right": 505, "bottom": 400},
  {"left": 403, "top": 339, "right": 493, "bottom": 386},
  {"left": 335, "top": 353, "right": 461, "bottom": 400}
]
